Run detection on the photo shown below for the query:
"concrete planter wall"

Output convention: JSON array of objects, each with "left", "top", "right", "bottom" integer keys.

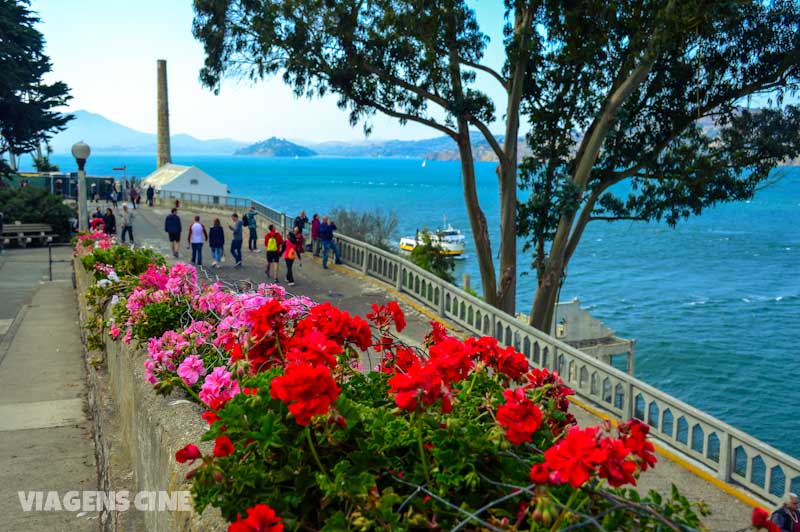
[{"left": 75, "top": 260, "right": 227, "bottom": 531}]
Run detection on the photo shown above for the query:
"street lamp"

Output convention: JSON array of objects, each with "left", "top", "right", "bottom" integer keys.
[{"left": 71, "top": 141, "right": 91, "bottom": 231}]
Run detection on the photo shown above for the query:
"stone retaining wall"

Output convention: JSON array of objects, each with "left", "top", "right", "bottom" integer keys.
[{"left": 75, "top": 260, "right": 227, "bottom": 531}]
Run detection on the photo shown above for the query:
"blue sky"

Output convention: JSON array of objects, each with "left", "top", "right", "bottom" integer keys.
[{"left": 31, "top": 0, "right": 509, "bottom": 143}]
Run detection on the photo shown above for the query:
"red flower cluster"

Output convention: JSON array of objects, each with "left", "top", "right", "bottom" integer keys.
[
  {"left": 214, "top": 436, "right": 235, "bottom": 458},
  {"left": 752, "top": 508, "right": 780, "bottom": 532},
  {"left": 176, "top": 444, "right": 202, "bottom": 464},
  {"left": 423, "top": 320, "right": 451, "bottom": 347},
  {"left": 388, "top": 360, "right": 452, "bottom": 413},
  {"left": 464, "top": 337, "right": 529, "bottom": 381},
  {"left": 367, "top": 301, "right": 406, "bottom": 333},
  {"left": 496, "top": 388, "right": 543, "bottom": 445},
  {"left": 529, "top": 420, "right": 658, "bottom": 488},
  {"left": 228, "top": 503, "right": 284, "bottom": 532},
  {"left": 285, "top": 329, "right": 342, "bottom": 368},
  {"left": 245, "top": 301, "right": 290, "bottom": 373},
  {"left": 525, "top": 368, "right": 576, "bottom": 434},
  {"left": 296, "top": 302, "right": 372, "bottom": 351},
  {"left": 270, "top": 363, "right": 341, "bottom": 426}
]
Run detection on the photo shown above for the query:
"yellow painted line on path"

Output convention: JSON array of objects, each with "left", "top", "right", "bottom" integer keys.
[{"left": 570, "top": 396, "right": 764, "bottom": 509}]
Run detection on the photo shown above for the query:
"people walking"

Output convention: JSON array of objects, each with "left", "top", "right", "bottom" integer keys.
[
  {"left": 164, "top": 208, "right": 182, "bottom": 258},
  {"left": 108, "top": 189, "right": 118, "bottom": 209},
  {"left": 284, "top": 231, "right": 301, "bottom": 286},
  {"left": 146, "top": 185, "right": 155, "bottom": 207},
  {"left": 103, "top": 208, "right": 117, "bottom": 236},
  {"left": 120, "top": 204, "right": 135, "bottom": 244},
  {"left": 229, "top": 213, "right": 243, "bottom": 268},
  {"left": 320, "top": 215, "right": 341, "bottom": 269},
  {"left": 311, "top": 214, "right": 321, "bottom": 256},
  {"left": 245, "top": 206, "right": 259, "bottom": 252},
  {"left": 771, "top": 493, "right": 800, "bottom": 532},
  {"left": 129, "top": 188, "right": 138, "bottom": 209},
  {"left": 188, "top": 216, "right": 207, "bottom": 266},
  {"left": 209, "top": 218, "right": 225, "bottom": 267},
  {"left": 264, "top": 224, "right": 284, "bottom": 282}
]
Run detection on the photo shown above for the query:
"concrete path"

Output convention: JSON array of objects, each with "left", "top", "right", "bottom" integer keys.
[
  {"left": 122, "top": 203, "right": 757, "bottom": 530},
  {"left": 0, "top": 248, "right": 98, "bottom": 530}
]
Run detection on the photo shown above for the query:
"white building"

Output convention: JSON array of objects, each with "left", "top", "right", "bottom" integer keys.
[{"left": 141, "top": 164, "right": 229, "bottom": 197}]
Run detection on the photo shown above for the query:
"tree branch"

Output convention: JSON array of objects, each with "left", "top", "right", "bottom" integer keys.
[
  {"left": 360, "top": 63, "right": 452, "bottom": 112},
  {"left": 588, "top": 216, "right": 648, "bottom": 221},
  {"left": 466, "top": 114, "right": 507, "bottom": 164},
  {"left": 365, "top": 100, "right": 459, "bottom": 140},
  {"left": 459, "top": 58, "right": 508, "bottom": 90}
]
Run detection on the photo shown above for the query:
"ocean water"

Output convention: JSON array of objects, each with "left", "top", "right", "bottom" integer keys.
[{"left": 31, "top": 153, "right": 800, "bottom": 457}]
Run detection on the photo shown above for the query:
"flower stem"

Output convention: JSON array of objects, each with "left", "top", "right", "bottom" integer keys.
[
  {"left": 306, "top": 427, "right": 331, "bottom": 482},
  {"left": 548, "top": 488, "right": 581, "bottom": 532},
  {"left": 416, "top": 415, "right": 432, "bottom": 485}
]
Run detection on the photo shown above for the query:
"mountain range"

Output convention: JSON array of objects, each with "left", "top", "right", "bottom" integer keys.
[
  {"left": 48, "top": 110, "right": 249, "bottom": 155},
  {"left": 47, "top": 110, "right": 525, "bottom": 161}
]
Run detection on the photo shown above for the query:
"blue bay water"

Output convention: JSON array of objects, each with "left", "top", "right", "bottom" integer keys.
[{"left": 32, "top": 153, "right": 800, "bottom": 457}]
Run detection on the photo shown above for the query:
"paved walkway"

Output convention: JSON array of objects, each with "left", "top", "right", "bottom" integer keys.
[
  {"left": 0, "top": 247, "right": 97, "bottom": 530},
  {"left": 123, "top": 202, "right": 757, "bottom": 531}
]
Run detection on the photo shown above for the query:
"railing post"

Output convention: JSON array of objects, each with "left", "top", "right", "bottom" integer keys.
[
  {"left": 361, "top": 249, "right": 369, "bottom": 274},
  {"left": 438, "top": 281, "right": 446, "bottom": 316},
  {"left": 625, "top": 382, "right": 635, "bottom": 421},
  {"left": 717, "top": 432, "right": 733, "bottom": 482},
  {"left": 281, "top": 213, "right": 288, "bottom": 234},
  {"left": 396, "top": 264, "right": 403, "bottom": 291}
]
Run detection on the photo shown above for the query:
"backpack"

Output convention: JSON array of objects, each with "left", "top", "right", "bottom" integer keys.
[
  {"left": 266, "top": 234, "right": 279, "bottom": 252},
  {"left": 242, "top": 215, "right": 249, "bottom": 227},
  {"left": 286, "top": 245, "right": 297, "bottom": 260}
]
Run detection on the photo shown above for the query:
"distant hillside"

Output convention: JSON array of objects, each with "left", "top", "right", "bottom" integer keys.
[
  {"left": 310, "top": 132, "right": 528, "bottom": 162},
  {"left": 48, "top": 110, "right": 248, "bottom": 154},
  {"left": 235, "top": 137, "right": 317, "bottom": 157}
]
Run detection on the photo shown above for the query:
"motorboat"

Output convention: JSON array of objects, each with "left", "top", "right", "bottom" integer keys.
[{"left": 399, "top": 220, "right": 466, "bottom": 257}]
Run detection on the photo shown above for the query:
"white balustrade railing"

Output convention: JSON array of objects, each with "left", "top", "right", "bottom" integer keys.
[{"left": 157, "top": 190, "right": 800, "bottom": 505}]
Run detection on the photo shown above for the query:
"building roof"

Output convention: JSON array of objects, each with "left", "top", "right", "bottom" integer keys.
[{"left": 141, "top": 164, "right": 229, "bottom": 196}]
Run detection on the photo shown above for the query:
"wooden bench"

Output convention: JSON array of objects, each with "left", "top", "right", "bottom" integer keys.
[{"left": 1, "top": 222, "right": 55, "bottom": 247}]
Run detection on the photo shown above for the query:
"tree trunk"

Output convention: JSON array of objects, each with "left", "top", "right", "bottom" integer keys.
[{"left": 456, "top": 127, "right": 498, "bottom": 306}]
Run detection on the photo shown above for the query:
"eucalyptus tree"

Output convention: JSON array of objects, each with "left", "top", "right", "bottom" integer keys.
[
  {"left": 0, "top": 0, "right": 72, "bottom": 174},
  {"left": 518, "top": 0, "right": 800, "bottom": 332},
  {"left": 193, "top": 0, "right": 538, "bottom": 314}
]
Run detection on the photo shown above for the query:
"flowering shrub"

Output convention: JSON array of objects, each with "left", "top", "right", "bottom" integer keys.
[{"left": 81, "top": 240, "right": 712, "bottom": 531}]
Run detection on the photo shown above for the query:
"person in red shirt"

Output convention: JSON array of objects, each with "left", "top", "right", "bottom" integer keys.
[
  {"left": 311, "top": 214, "right": 321, "bottom": 256},
  {"left": 264, "top": 224, "right": 284, "bottom": 283}
]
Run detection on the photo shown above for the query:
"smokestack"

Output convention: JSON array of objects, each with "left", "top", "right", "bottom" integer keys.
[{"left": 157, "top": 59, "right": 171, "bottom": 168}]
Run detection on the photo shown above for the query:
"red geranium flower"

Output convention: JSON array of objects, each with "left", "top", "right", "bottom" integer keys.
[
  {"left": 543, "top": 426, "right": 608, "bottom": 488},
  {"left": 496, "top": 388, "right": 543, "bottom": 445},
  {"left": 285, "top": 329, "right": 342, "bottom": 368},
  {"left": 379, "top": 346, "right": 419, "bottom": 374},
  {"left": 298, "top": 303, "right": 373, "bottom": 351},
  {"left": 270, "top": 363, "right": 340, "bottom": 426},
  {"left": 201, "top": 411, "right": 220, "bottom": 425},
  {"left": 229, "top": 503, "right": 284, "bottom": 532},
  {"left": 428, "top": 337, "right": 474, "bottom": 384},
  {"left": 388, "top": 360, "right": 452, "bottom": 413},
  {"left": 752, "top": 507, "right": 780, "bottom": 532},
  {"left": 175, "top": 444, "right": 202, "bottom": 464},
  {"left": 214, "top": 436, "right": 235, "bottom": 458},
  {"left": 387, "top": 301, "right": 406, "bottom": 332},
  {"left": 618, "top": 419, "right": 657, "bottom": 471},
  {"left": 424, "top": 320, "right": 450, "bottom": 347},
  {"left": 597, "top": 437, "right": 638, "bottom": 487}
]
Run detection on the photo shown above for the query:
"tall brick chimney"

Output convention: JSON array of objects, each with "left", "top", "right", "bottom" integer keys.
[{"left": 157, "top": 59, "right": 171, "bottom": 168}]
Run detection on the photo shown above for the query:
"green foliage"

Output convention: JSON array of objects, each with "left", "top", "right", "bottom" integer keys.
[
  {"left": 80, "top": 245, "right": 165, "bottom": 279},
  {"left": 0, "top": 0, "right": 73, "bottom": 159},
  {"left": 0, "top": 186, "right": 74, "bottom": 240},
  {"left": 408, "top": 231, "right": 455, "bottom": 283},
  {"left": 516, "top": 0, "right": 800, "bottom": 329},
  {"left": 130, "top": 301, "right": 188, "bottom": 342},
  {"left": 329, "top": 207, "right": 398, "bottom": 252}
]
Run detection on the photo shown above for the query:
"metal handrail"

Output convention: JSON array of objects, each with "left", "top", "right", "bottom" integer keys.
[{"left": 155, "top": 189, "right": 800, "bottom": 505}]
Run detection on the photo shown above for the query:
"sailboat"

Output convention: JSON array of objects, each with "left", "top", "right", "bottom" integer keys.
[{"left": 421, "top": 159, "right": 427, "bottom": 168}]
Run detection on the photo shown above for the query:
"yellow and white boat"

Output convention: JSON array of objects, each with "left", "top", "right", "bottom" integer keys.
[{"left": 399, "top": 223, "right": 466, "bottom": 257}]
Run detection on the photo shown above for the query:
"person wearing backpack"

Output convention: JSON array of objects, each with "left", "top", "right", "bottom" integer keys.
[
  {"left": 283, "top": 231, "right": 301, "bottom": 286},
  {"left": 187, "top": 215, "right": 208, "bottom": 266},
  {"left": 244, "top": 206, "right": 259, "bottom": 252},
  {"left": 264, "top": 224, "right": 284, "bottom": 283},
  {"left": 228, "top": 213, "right": 243, "bottom": 268},
  {"left": 209, "top": 218, "right": 225, "bottom": 268}
]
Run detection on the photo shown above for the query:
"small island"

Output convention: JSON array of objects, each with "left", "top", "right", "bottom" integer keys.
[{"left": 234, "top": 137, "right": 317, "bottom": 157}]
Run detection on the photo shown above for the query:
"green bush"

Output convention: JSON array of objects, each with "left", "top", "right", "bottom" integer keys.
[
  {"left": 0, "top": 186, "right": 74, "bottom": 241},
  {"left": 409, "top": 231, "right": 455, "bottom": 283},
  {"left": 330, "top": 207, "right": 398, "bottom": 251}
]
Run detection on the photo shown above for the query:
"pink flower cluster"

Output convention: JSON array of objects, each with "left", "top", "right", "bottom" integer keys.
[{"left": 74, "top": 231, "right": 112, "bottom": 256}]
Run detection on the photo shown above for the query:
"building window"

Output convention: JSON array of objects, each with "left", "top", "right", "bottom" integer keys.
[{"left": 190, "top": 179, "right": 199, "bottom": 185}]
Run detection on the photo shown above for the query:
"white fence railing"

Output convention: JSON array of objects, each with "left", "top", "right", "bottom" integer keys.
[{"left": 157, "top": 190, "right": 799, "bottom": 506}]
